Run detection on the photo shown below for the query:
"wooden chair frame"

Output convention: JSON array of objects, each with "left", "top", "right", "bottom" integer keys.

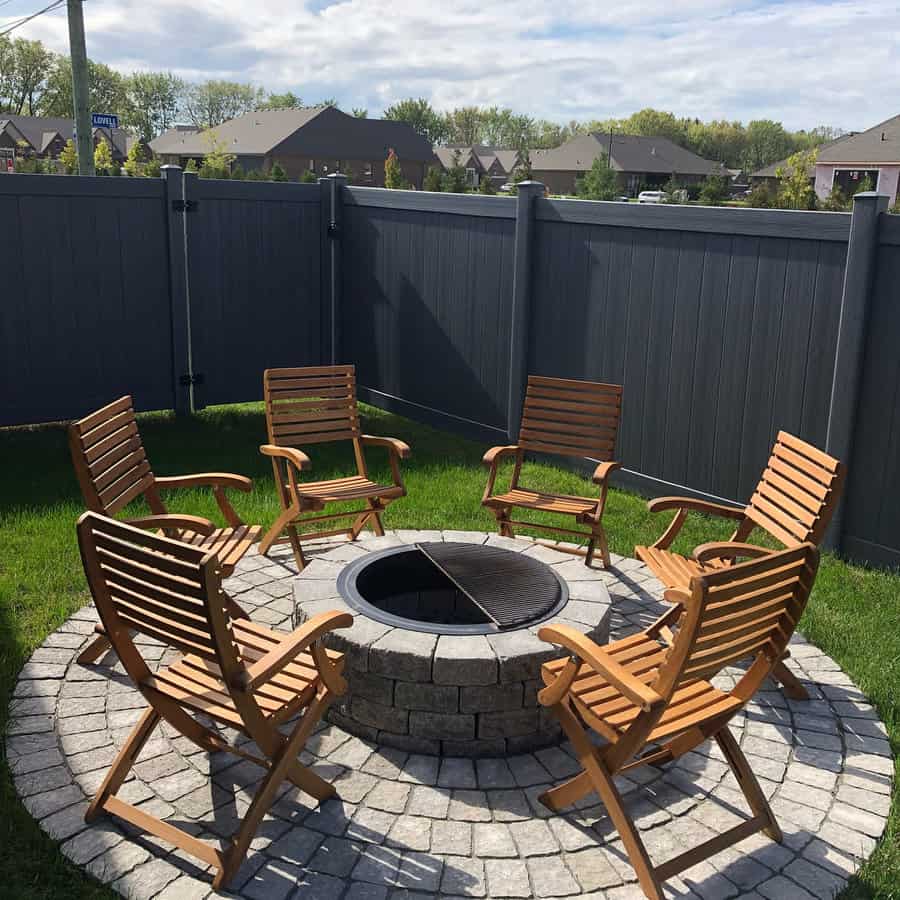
[
  {"left": 259, "top": 365, "right": 410, "bottom": 570},
  {"left": 635, "top": 431, "right": 844, "bottom": 700},
  {"left": 69, "top": 395, "right": 261, "bottom": 665},
  {"left": 482, "top": 375, "right": 623, "bottom": 567},
  {"left": 538, "top": 544, "right": 820, "bottom": 900},
  {"left": 76, "top": 512, "right": 352, "bottom": 891}
]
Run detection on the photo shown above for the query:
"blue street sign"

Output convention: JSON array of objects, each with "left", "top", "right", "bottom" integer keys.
[{"left": 92, "top": 113, "right": 119, "bottom": 129}]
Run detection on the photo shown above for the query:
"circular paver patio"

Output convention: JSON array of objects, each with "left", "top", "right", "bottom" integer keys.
[{"left": 7, "top": 530, "right": 894, "bottom": 900}]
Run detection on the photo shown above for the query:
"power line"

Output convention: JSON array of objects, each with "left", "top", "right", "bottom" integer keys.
[{"left": 0, "top": 0, "right": 65, "bottom": 38}]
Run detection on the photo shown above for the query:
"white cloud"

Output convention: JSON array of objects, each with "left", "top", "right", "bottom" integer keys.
[{"left": 3, "top": 0, "right": 898, "bottom": 129}]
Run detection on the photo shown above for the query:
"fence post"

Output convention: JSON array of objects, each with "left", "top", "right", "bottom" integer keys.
[
  {"left": 162, "top": 165, "right": 193, "bottom": 415},
  {"left": 507, "top": 180, "right": 544, "bottom": 439},
  {"left": 824, "top": 191, "right": 889, "bottom": 550},
  {"left": 320, "top": 173, "right": 347, "bottom": 365}
]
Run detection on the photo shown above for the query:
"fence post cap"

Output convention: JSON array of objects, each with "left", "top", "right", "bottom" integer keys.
[
  {"left": 327, "top": 172, "right": 349, "bottom": 182},
  {"left": 851, "top": 191, "right": 890, "bottom": 207}
]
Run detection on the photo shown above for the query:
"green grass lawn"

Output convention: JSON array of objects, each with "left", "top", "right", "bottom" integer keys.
[{"left": 1, "top": 402, "right": 897, "bottom": 898}]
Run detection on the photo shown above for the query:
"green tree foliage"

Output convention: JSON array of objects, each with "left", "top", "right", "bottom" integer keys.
[
  {"left": 184, "top": 158, "right": 199, "bottom": 174},
  {"left": 144, "top": 156, "right": 161, "bottom": 178},
  {"left": 576, "top": 154, "right": 618, "bottom": 200},
  {"left": 0, "top": 36, "right": 53, "bottom": 114},
  {"left": 352, "top": 108, "right": 368, "bottom": 118},
  {"left": 743, "top": 119, "right": 796, "bottom": 173},
  {"left": 259, "top": 91, "right": 303, "bottom": 109},
  {"left": 40, "top": 57, "right": 127, "bottom": 118},
  {"left": 662, "top": 174, "right": 684, "bottom": 203},
  {"left": 269, "top": 161, "right": 288, "bottom": 182},
  {"left": 623, "top": 108, "right": 688, "bottom": 145},
  {"left": 478, "top": 174, "right": 496, "bottom": 195},
  {"left": 124, "top": 72, "right": 184, "bottom": 142},
  {"left": 445, "top": 106, "right": 485, "bottom": 145},
  {"left": 852, "top": 174, "right": 875, "bottom": 196},
  {"left": 776, "top": 148, "right": 817, "bottom": 210},
  {"left": 299, "top": 169, "right": 317, "bottom": 183},
  {"left": 93, "top": 139, "right": 114, "bottom": 175},
  {"left": 384, "top": 148, "right": 404, "bottom": 189},
  {"left": 122, "top": 139, "right": 144, "bottom": 177},
  {"left": 197, "top": 132, "right": 236, "bottom": 179},
  {"left": 230, "top": 162, "right": 245, "bottom": 180},
  {"left": 441, "top": 149, "right": 469, "bottom": 193},
  {"left": 746, "top": 182, "right": 776, "bottom": 209},
  {"left": 383, "top": 98, "right": 447, "bottom": 144},
  {"left": 185, "top": 80, "right": 263, "bottom": 128},
  {"left": 423, "top": 165, "right": 443, "bottom": 192},
  {"left": 820, "top": 184, "right": 849, "bottom": 211},
  {"left": 59, "top": 138, "right": 78, "bottom": 174},
  {"left": 699, "top": 173, "right": 729, "bottom": 206}
]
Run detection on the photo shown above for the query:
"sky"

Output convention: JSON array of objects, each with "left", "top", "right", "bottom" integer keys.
[{"left": 3, "top": 0, "right": 899, "bottom": 132}]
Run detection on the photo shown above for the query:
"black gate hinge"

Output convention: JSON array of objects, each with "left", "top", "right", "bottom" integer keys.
[
  {"left": 327, "top": 221, "right": 340, "bottom": 237},
  {"left": 179, "top": 372, "right": 205, "bottom": 386},
  {"left": 172, "top": 199, "right": 198, "bottom": 213}
]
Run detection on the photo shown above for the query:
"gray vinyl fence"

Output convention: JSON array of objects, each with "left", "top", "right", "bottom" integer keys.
[{"left": 1, "top": 168, "right": 897, "bottom": 567}]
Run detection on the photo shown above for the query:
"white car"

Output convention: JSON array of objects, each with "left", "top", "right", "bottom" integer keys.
[{"left": 638, "top": 190, "right": 668, "bottom": 204}]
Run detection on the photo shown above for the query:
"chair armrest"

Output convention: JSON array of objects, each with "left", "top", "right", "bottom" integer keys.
[
  {"left": 235, "top": 610, "right": 353, "bottom": 693},
  {"left": 647, "top": 496, "right": 745, "bottom": 519},
  {"left": 124, "top": 514, "right": 216, "bottom": 537},
  {"left": 693, "top": 541, "right": 772, "bottom": 564},
  {"left": 537, "top": 624, "right": 664, "bottom": 712},
  {"left": 260, "top": 444, "right": 312, "bottom": 471},
  {"left": 361, "top": 435, "right": 411, "bottom": 459},
  {"left": 154, "top": 473, "right": 253, "bottom": 493},
  {"left": 592, "top": 460, "right": 622, "bottom": 484},
  {"left": 482, "top": 445, "right": 520, "bottom": 467}
]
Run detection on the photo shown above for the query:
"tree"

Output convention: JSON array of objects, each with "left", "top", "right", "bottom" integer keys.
[
  {"left": 384, "top": 148, "right": 404, "bottom": 189},
  {"left": 699, "top": 173, "right": 729, "bottom": 206},
  {"left": 93, "top": 139, "right": 114, "bottom": 176},
  {"left": 122, "top": 139, "right": 144, "bottom": 177},
  {"left": 0, "top": 37, "right": 53, "bottom": 114},
  {"left": 383, "top": 98, "right": 447, "bottom": 144},
  {"left": 230, "top": 162, "right": 245, "bottom": 181},
  {"left": 576, "top": 154, "right": 618, "bottom": 200},
  {"left": 623, "top": 108, "right": 688, "bottom": 146},
  {"left": 441, "top": 149, "right": 468, "bottom": 193},
  {"left": 184, "top": 158, "right": 199, "bottom": 174},
  {"left": 743, "top": 119, "right": 795, "bottom": 173},
  {"left": 478, "top": 174, "right": 496, "bottom": 195},
  {"left": 198, "top": 132, "right": 235, "bottom": 179},
  {"left": 40, "top": 57, "right": 127, "bottom": 119},
  {"left": 144, "top": 156, "right": 161, "bottom": 178},
  {"left": 259, "top": 91, "right": 303, "bottom": 109},
  {"left": 299, "top": 169, "right": 317, "bottom": 183},
  {"left": 445, "top": 106, "right": 484, "bottom": 145},
  {"left": 59, "top": 138, "right": 78, "bottom": 175},
  {"left": 269, "top": 161, "right": 288, "bottom": 182},
  {"left": 125, "top": 72, "right": 184, "bottom": 142},
  {"left": 352, "top": 108, "right": 368, "bottom": 118},
  {"left": 776, "top": 148, "right": 817, "bottom": 210},
  {"left": 820, "top": 184, "right": 849, "bottom": 211},
  {"left": 185, "top": 80, "right": 263, "bottom": 128},
  {"left": 662, "top": 174, "right": 684, "bottom": 203},
  {"left": 509, "top": 149, "right": 533, "bottom": 192},
  {"left": 746, "top": 183, "right": 775, "bottom": 209},
  {"left": 423, "top": 165, "right": 443, "bottom": 192}
]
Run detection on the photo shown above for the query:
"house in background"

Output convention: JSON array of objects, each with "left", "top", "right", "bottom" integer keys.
[
  {"left": 813, "top": 114, "right": 900, "bottom": 205},
  {"left": 749, "top": 132, "right": 856, "bottom": 194},
  {"left": 0, "top": 114, "right": 131, "bottom": 170},
  {"left": 149, "top": 106, "right": 434, "bottom": 187},
  {"left": 433, "top": 145, "right": 522, "bottom": 188},
  {"left": 531, "top": 132, "right": 724, "bottom": 196}
]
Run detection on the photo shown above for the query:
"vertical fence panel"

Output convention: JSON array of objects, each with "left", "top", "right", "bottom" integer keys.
[
  {"left": 184, "top": 179, "right": 323, "bottom": 407},
  {"left": 340, "top": 188, "right": 517, "bottom": 438},
  {"left": 0, "top": 174, "right": 172, "bottom": 426}
]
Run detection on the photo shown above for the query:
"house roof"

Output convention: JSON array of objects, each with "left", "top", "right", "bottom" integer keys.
[
  {"left": 816, "top": 114, "right": 900, "bottom": 164},
  {"left": 751, "top": 132, "right": 858, "bottom": 178},
  {"left": 434, "top": 146, "right": 481, "bottom": 170},
  {"left": 532, "top": 132, "right": 722, "bottom": 176},
  {"left": 149, "top": 106, "right": 435, "bottom": 162},
  {"left": 0, "top": 114, "right": 130, "bottom": 157}
]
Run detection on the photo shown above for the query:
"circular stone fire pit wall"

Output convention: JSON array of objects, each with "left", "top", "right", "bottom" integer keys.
[{"left": 293, "top": 532, "right": 611, "bottom": 757}]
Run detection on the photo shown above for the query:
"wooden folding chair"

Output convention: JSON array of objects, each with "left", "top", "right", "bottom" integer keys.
[
  {"left": 635, "top": 430, "right": 843, "bottom": 699},
  {"left": 76, "top": 512, "right": 352, "bottom": 891},
  {"left": 259, "top": 365, "right": 410, "bottom": 569},
  {"left": 482, "top": 375, "right": 623, "bottom": 567},
  {"left": 69, "top": 395, "right": 262, "bottom": 664},
  {"left": 538, "top": 543, "right": 820, "bottom": 900}
]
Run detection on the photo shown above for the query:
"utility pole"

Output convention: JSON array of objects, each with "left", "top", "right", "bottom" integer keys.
[{"left": 67, "top": 0, "right": 94, "bottom": 175}]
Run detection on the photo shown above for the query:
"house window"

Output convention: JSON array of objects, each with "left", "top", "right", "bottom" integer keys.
[
  {"left": 832, "top": 168, "right": 880, "bottom": 195},
  {"left": 466, "top": 167, "right": 477, "bottom": 186}
]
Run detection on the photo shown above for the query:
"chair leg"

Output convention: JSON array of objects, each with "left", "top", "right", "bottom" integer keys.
[
  {"left": 77, "top": 627, "right": 113, "bottom": 665},
  {"left": 595, "top": 526, "right": 611, "bottom": 568},
  {"left": 772, "top": 659, "right": 809, "bottom": 700},
  {"left": 217, "top": 691, "right": 333, "bottom": 890},
  {"left": 86, "top": 707, "right": 160, "bottom": 822},
  {"left": 539, "top": 769, "right": 594, "bottom": 810},
  {"left": 285, "top": 524, "right": 306, "bottom": 571},
  {"left": 369, "top": 505, "right": 386, "bottom": 537},
  {"left": 715, "top": 726, "right": 782, "bottom": 842},
  {"left": 494, "top": 508, "right": 514, "bottom": 538},
  {"left": 546, "top": 699, "right": 664, "bottom": 900}
]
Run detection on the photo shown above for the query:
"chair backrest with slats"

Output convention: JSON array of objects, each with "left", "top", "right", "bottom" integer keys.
[
  {"left": 519, "top": 376, "right": 622, "bottom": 461},
  {"left": 69, "top": 396, "right": 158, "bottom": 516},
  {"left": 744, "top": 431, "right": 844, "bottom": 548},
  {"left": 657, "top": 544, "right": 818, "bottom": 693},
  {"left": 264, "top": 365, "right": 361, "bottom": 448},
  {"left": 76, "top": 513, "right": 237, "bottom": 678}
]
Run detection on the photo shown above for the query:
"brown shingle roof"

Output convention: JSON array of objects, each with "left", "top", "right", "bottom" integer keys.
[{"left": 0, "top": 114, "right": 129, "bottom": 157}]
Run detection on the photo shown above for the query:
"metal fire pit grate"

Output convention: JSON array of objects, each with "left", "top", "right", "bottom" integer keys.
[{"left": 417, "top": 542, "right": 562, "bottom": 629}]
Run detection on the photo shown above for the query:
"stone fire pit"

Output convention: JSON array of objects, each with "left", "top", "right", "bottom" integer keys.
[{"left": 293, "top": 531, "right": 610, "bottom": 756}]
